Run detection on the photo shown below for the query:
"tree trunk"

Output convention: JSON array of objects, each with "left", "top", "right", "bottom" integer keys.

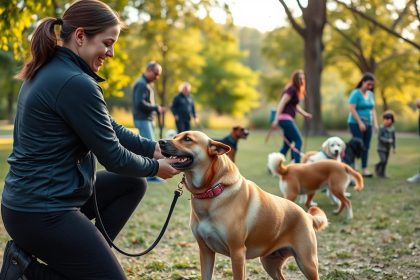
[
  {"left": 304, "top": 32, "right": 326, "bottom": 136},
  {"left": 380, "top": 88, "right": 388, "bottom": 112},
  {"left": 301, "top": 0, "right": 327, "bottom": 136}
]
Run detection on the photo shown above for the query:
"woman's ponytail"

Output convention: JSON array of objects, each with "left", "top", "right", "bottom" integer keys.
[{"left": 15, "top": 17, "right": 61, "bottom": 80}]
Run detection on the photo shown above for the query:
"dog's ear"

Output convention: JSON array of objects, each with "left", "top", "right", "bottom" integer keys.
[
  {"left": 340, "top": 140, "right": 346, "bottom": 158},
  {"left": 208, "top": 140, "right": 231, "bottom": 156},
  {"left": 321, "top": 139, "right": 329, "bottom": 152}
]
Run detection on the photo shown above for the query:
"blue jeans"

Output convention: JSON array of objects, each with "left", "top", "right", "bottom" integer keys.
[
  {"left": 175, "top": 120, "right": 191, "bottom": 133},
  {"left": 134, "top": 119, "right": 155, "bottom": 141},
  {"left": 348, "top": 122, "right": 372, "bottom": 169},
  {"left": 278, "top": 120, "right": 302, "bottom": 163}
]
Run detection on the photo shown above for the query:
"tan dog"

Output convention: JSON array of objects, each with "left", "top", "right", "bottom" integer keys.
[
  {"left": 300, "top": 136, "right": 347, "bottom": 205},
  {"left": 159, "top": 131, "right": 328, "bottom": 280},
  {"left": 267, "top": 152, "right": 364, "bottom": 219}
]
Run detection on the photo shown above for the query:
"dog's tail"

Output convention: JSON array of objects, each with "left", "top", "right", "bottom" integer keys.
[
  {"left": 307, "top": 207, "right": 328, "bottom": 232},
  {"left": 267, "top": 152, "right": 287, "bottom": 176},
  {"left": 343, "top": 164, "right": 364, "bottom": 192}
]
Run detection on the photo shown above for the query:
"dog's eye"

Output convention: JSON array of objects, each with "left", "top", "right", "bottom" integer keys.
[{"left": 183, "top": 136, "right": 192, "bottom": 142}]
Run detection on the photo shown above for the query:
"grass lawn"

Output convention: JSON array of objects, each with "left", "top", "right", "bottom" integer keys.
[{"left": 0, "top": 129, "right": 419, "bottom": 279}]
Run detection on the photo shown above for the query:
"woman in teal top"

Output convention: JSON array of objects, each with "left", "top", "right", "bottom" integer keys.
[{"left": 347, "top": 72, "right": 378, "bottom": 177}]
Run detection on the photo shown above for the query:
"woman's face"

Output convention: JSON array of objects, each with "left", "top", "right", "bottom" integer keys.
[
  {"left": 298, "top": 73, "right": 305, "bottom": 86},
  {"left": 361, "top": 79, "right": 375, "bottom": 92},
  {"left": 78, "top": 25, "right": 120, "bottom": 73}
]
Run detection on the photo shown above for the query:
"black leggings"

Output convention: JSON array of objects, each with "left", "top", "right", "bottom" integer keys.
[{"left": 1, "top": 170, "right": 147, "bottom": 280}]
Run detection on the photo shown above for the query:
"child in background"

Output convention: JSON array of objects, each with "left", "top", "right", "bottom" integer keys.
[{"left": 375, "top": 111, "right": 396, "bottom": 178}]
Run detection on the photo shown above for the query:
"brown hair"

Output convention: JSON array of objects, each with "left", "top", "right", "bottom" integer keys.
[
  {"left": 382, "top": 110, "right": 395, "bottom": 123},
  {"left": 16, "top": 0, "right": 122, "bottom": 80},
  {"left": 285, "top": 69, "right": 306, "bottom": 99},
  {"left": 355, "top": 72, "right": 375, "bottom": 90}
]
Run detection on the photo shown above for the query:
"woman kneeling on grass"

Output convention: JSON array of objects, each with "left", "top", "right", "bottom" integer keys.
[{"left": 0, "top": 1, "right": 180, "bottom": 279}]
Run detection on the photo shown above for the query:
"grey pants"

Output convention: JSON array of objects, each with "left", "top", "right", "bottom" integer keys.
[{"left": 375, "top": 150, "right": 390, "bottom": 177}]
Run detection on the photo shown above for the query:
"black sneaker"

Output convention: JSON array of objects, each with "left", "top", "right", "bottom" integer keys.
[{"left": 0, "top": 241, "right": 33, "bottom": 280}]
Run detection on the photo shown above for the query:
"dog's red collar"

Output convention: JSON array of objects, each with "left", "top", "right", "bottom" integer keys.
[{"left": 193, "top": 183, "right": 225, "bottom": 199}]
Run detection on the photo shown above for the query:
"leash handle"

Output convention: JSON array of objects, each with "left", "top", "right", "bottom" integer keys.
[{"left": 93, "top": 185, "right": 182, "bottom": 257}]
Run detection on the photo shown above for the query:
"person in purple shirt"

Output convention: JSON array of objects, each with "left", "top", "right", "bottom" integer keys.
[{"left": 271, "top": 70, "right": 312, "bottom": 163}]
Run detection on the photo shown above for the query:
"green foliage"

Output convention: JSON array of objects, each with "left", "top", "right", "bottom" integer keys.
[
  {"left": 122, "top": 0, "right": 206, "bottom": 108},
  {"left": 0, "top": 0, "right": 49, "bottom": 59},
  {"left": 235, "top": 27, "right": 270, "bottom": 73},
  {"left": 261, "top": 26, "right": 304, "bottom": 102},
  {"left": 326, "top": 0, "right": 419, "bottom": 115},
  {"left": 197, "top": 19, "right": 260, "bottom": 116},
  {"left": 99, "top": 42, "right": 131, "bottom": 98}
]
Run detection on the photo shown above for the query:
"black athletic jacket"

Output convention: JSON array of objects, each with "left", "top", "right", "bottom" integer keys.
[{"left": 2, "top": 47, "right": 159, "bottom": 212}]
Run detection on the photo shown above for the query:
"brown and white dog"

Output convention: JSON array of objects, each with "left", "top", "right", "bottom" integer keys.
[
  {"left": 216, "top": 125, "right": 249, "bottom": 162},
  {"left": 301, "top": 136, "right": 346, "bottom": 164},
  {"left": 159, "top": 131, "right": 328, "bottom": 280},
  {"left": 267, "top": 152, "right": 364, "bottom": 219},
  {"left": 300, "top": 136, "right": 347, "bottom": 205}
]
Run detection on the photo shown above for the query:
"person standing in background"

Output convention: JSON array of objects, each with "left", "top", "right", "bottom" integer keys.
[
  {"left": 271, "top": 70, "right": 312, "bottom": 163},
  {"left": 132, "top": 61, "right": 164, "bottom": 140},
  {"left": 347, "top": 72, "right": 378, "bottom": 177},
  {"left": 271, "top": 69, "right": 312, "bottom": 163},
  {"left": 375, "top": 111, "right": 396, "bottom": 178},
  {"left": 171, "top": 82, "right": 198, "bottom": 133},
  {"left": 132, "top": 62, "right": 166, "bottom": 183}
]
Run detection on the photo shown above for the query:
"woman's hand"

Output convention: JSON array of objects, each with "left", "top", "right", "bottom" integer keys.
[
  {"left": 271, "top": 120, "right": 278, "bottom": 129},
  {"left": 153, "top": 143, "right": 164, "bottom": 159},
  {"left": 303, "top": 112, "right": 312, "bottom": 119},
  {"left": 156, "top": 158, "right": 181, "bottom": 179},
  {"left": 358, "top": 121, "right": 366, "bottom": 132}
]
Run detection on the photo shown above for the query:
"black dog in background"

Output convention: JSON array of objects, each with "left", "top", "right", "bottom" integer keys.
[
  {"left": 343, "top": 138, "right": 366, "bottom": 168},
  {"left": 217, "top": 126, "right": 249, "bottom": 162}
]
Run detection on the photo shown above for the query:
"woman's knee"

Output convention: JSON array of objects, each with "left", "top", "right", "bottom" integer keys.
[{"left": 127, "top": 177, "right": 147, "bottom": 198}]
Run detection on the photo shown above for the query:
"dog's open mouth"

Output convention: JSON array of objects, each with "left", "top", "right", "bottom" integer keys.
[{"left": 161, "top": 151, "right": 194, "bottom": 170}]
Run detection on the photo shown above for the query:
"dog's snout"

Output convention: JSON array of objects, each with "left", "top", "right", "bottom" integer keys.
[{"left": 159, "top": 140, "right": 168, "bottom": 147}]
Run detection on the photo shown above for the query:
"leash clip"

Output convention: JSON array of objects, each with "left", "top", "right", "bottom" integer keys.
[{"left": 175, "top": 175, "right": 185, "bottom": 196}]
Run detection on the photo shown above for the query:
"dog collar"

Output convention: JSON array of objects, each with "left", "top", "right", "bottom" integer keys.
[
  {"left": 321, "top": 150, "right": 334, "bottom": 159},
  {"left": 193, "top": 183, "right": 225, "bottom": 199}
]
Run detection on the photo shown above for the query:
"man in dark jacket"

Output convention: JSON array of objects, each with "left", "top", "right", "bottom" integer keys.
[
  {"left": 132, "top": 62, "right": 166, "bottom": 183},
  {"left": 132, "top": 61, "right": 164, "bottom": 140},
  {"left": 171, "top": 82, "right": 198, "bottom": 133}
]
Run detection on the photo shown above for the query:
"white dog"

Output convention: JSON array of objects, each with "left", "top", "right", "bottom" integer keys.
[{"left": 302, "top": 136, "right": 345, "bottom": 163}]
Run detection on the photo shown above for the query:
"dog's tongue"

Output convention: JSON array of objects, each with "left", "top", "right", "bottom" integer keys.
[{"left": 167, "top": 157, "right": 182, "bottom": 164}]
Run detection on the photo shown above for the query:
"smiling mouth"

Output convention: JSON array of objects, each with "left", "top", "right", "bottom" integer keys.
[{"left": 161, "top": 151, "right": 194, "bottom": 170}]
